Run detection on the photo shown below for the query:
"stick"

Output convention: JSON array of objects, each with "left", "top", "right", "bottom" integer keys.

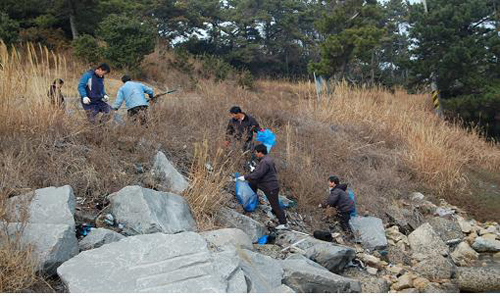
[{"left": 281, "top": 237, "right": 308, "bottom": 252}]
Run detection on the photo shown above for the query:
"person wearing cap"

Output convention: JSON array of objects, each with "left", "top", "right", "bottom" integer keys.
[
  {"left": 112, "top": 75, "right": 154, "bottom": 125},
  {"left": 236, "top": 144, "right": 288, "bottom": 230},
  {"left": 78, "top": 63, "right": 112, "bottom": 123},
  {"left": 319, "top": 175, "right": 355, "bottom": 233}
]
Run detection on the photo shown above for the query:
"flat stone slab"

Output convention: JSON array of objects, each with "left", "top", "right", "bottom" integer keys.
[
  {"left": 4, "top": 222, "right": 78, "bottom": 276},
  {"left": 108, "top": 186, "right": 197, "bottom": 235},
  {"left": 7, "top": 185, "right": 76, "bottom": 229},
  {"left": 78, "top": 228, "right": 126, "bottom": 251},
  {"left": 281, "top": 255, "right": 361, "bottom": 293},
  {"left": 349, "top": 216, "right": 387, "bottom": 250},
  {"left": 238, "top": 249, "right": 283, "bottom": 292},
  {"left": 305, "top": 243, "right": 356, "bottom": 274},
  {"left": 201, "top": 228, "right": 253, "bottom": 250},
  {"left": 215, "top": 207, "right": 266, "bottom": 243},
  {"left": 57, "top": 232, "right": 239, "bottom": 293}
]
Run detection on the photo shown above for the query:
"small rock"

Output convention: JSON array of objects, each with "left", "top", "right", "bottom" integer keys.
[
  {"left": 360, "top": 253, "right": 381, "bottom": 267},
  {"left": 481, "top": 233, "right": 498, "bottom": 241},
  {"left": 466, "top": 231, "right": 478, "bottom": 245},
  {"left": 366, "top": 266, "right": 378, "bottom": 275},
  {"left": 456, "top": 216, "right": 472, "bottom": 234},
  {"left": 387, "top": 265, "right": 404, "bottom": 276},
  {"left": 392, "top": 273, "right": 413, "bottom": 291},
  {"left": 78, "top": 228, "right": 125, "bottom": 251},
  {"left": 451, "top": 242, "right": 479, "bottom": 264},
  {"left": 435, "top": 207, "right": 454, "bottom": 217},
  {"left": 479, "top": 226, "right": 497, "bottom": 236},
  {"left": 472, "top": 237, "right": 500, "bottom": 252},
  {"left": 360, "top": 277, "right": 390, "bottom": 293},
  {"left": 413, "top": 277, "right": 430, "bottom": 291},
  {"left": 413, "top": 255, "right": 456, "bottom": 281},
  {"left": 398, "top": 288, "right": 418, "bottom": 293},
  {"left": 151, "top": 151, "right": 189, "bottom": 194},
  {"left": 409, "top": 192, "right": 425, "bottom": 200}
]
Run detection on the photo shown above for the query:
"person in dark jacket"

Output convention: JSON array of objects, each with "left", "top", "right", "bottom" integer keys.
[
  {"left": 237, "top": 144, "right": 288, "bottom": 230},
  {"left": 225, "top": 106, "right": 261, "bottom": 151},
  {"left": 319, "top": 176, "right": 355, "bottom": 233},
  {"left": 47, "top": 78, "right": 65, "bottom": 108},
  {"left": 78, "top": 63, "right": 111, "bottom": 124}
]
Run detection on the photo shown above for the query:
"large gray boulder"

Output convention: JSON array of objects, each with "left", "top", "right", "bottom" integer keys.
[
  {"left": 108, "top": 186, "right": 197, "bottom": 235},
  {"left": 215, "top": 207, "right": 266, "bottom": 243},
  {"left": 472, "top": 237, "right": 500, "bottom": 252},
  {"left": 7, "top": 185, "right": 76, "bottom": 229},
  {"left": 385, "top": 205, "right": 423, "bottom": 235},
  {"left": 201, "top": 228, "right": 253, "bottom": 250},
  {"left": 305, "top": 243, "right": 356, "bottom": 274},
  {"left": 456, "top": 267, "right": 500, "bottom": 292},
  {"left": 78, "top": 228, "right": 125, "bottom": 251},
  {"left": 4, "top": 222, "right": 78, "bottom": 276},
  {"left": 349, "top": 216, "right": 387, "bottom": 250},
  {"left": 428, "top": 217, "right": 464, "bottom": 244},
  {"left": 211, "top": 248, "right": 248, "bottom": 293},
  {"left": 408, "top": 223, "right": 449, "bottom": 258},
  {"left": 413, "top": 255, "right": 456, "bottom": 281},
  {"left": 238, "top": 249, "right": 284, "bottom": 292},
  {"left": 280, "top": 255, "right": 361, "bottom": 293},
  {"left": 151, "top": 151, "right": 189, "bottom": 194},
  {"left": 57, "top": 232, "right": 241, "bottom": 293}
]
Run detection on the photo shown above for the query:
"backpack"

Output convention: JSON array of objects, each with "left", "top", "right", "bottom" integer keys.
[{"left": 346, "top": 188, "right": 358, "bottom": 217}]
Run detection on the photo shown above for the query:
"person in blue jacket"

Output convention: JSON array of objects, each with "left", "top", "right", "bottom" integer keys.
[
  {"left": 78, "top": 63, "right": 111, "bottom": 124},
  {"left": 112, "top": 75, "right": 154, "bottom": 125}
]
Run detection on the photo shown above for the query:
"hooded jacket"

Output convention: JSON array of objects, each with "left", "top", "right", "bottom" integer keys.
[
  {"left": 244, "top": 155, "right": 279, "bottom": 192},
  {"left": 112, "top": 81, "right": 154, "bottom": 110},
  {"left": 322, "top": 184, "right": 355, "bottom": 213},
  {"left": 226, "top": 113, "right": 261, "bottom": 143}
]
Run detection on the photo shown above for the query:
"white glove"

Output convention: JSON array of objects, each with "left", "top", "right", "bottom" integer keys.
[
  {"left": 82, "top": 97, "right": 91, "bottom": 104},
  {"left": 237, "top": 176, "right": 245, "bottom": 181},
  {"left": 318, "top": 203, "right": 323, "bottom": 208},
  {"left": 103, "top": 95, "right": 109, "bottom": 102}
]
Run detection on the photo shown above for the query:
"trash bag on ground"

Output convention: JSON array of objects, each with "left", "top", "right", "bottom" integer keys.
[
  {"left": 234, "top": 172, "right": 259, "bottom": 212},
  {"left": 256, "top": 129, "right": 276, "bottom": 153},
  {"left": 347, "top": 188, "right": 357, "bottom": 217}
]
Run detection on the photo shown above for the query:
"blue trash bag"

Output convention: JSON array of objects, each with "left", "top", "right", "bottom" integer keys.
[
  {"left": 234, "top": 173, "right": 259, "bottom": 212},
  {"left": 257, "top": 235, "right": 268, "bottom": 245},
  {"left": 347, "top": 188, "right": 358, "bottom": 217},
  {"left": 256, "top": 129, "right": 276, "bottom": 153}
]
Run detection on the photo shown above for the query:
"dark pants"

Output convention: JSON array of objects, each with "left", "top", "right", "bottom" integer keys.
[
  {"left": 127, "top": 105, "right": 148, "bottom": 125},
  {"left": 82, "top": 98, "right": 111, "bottom": 124},
  {"left": 249, "top": 182, "right": 287, "bottom": 225},
  {"left": 338, "top": 212, "right": 352, "bottom": 233}
]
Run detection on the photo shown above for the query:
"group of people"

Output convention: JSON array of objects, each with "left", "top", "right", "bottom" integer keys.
[
  {"left": 226, "top": 106, "right": 355, "bottom": 233},
  {"left": 48, "top": 63, "right": 155, "bottom": 125},
  {"left": 50, "top": 63, "right": 356, "bottom": 234}
]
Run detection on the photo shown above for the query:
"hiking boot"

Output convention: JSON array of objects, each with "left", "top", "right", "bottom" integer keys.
[{"left": 275, "top": 224, "right": 289, "bottom": 230}]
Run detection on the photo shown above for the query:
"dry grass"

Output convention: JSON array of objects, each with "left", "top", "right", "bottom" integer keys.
[{"left": 1, "top": 41, "right": 500, "bottom": 290}]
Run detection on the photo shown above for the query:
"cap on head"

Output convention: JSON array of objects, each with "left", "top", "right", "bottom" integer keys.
[
  {"left": 121, "top": 75, "right": 131, "bottom": 83},
  {"left": 230, "top": 106, "right": 242, "bottom": 114}
]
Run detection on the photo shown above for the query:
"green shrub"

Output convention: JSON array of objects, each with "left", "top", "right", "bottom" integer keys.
[
  {"left": 72, "top": 34, "right": 102, "bottom": 64},
  {"left": 0, "top": 12, "right": 19, "bottom": 45},
  {"left": 97, "top": 14, "right": 155, "bottom": 69}
]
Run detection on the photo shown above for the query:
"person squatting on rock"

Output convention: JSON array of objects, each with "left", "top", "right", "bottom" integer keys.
[
  {"left": 236, "top": 144, "right": 288, "bottom": 230},
  {"left": 48, "top": 78, "right": 65, "bottom": 108},
  {"left": 112, "top": 75, "right": 154, "bottom": 126},
  {"left": 78, "top": 63, "right": 111, "bottom": 124},
  {"left": 319, "top": 175, "right": 355, "bottom": 234}
]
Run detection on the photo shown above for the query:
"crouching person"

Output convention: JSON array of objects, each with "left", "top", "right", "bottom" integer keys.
[
  {"left": 319, "top": 176, "right": 355, "bottom": 234},
  {"left": 237, "top": 144, "right": 288, "bottom": 230},
  {"left": 112, "top": 75, "right": 154, "bottom": 125}
]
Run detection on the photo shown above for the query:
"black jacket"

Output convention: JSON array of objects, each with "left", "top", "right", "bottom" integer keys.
[
  {"left": 244, "top": 155, "right": 279, "bottom": 192},
  {"left": 322, "top": 184, "right": 354, "bottom": 213},
  {"left": 226, "top": 113, "right": 261, "bottom": 143},
  {"left": 48, "top": 85, "right": 65, "bottom": 107}
]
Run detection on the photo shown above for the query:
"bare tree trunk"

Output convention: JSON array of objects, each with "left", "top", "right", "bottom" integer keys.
[{"left": 69, "top": 0, "right": 78, "bottom": 40}]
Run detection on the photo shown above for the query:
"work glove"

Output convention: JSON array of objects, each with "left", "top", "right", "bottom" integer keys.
[
  {"left": 82, "top": 97, "right": 91, "bottom": 104},
  {"left": 236, "top": 176, "right": 245, "bottom": 182},
  {"left": 318, "top": 203, "right": 323, "bottom": 208},
  {"left": 103, "top": 95, "right": 109, "bottom": 102}
]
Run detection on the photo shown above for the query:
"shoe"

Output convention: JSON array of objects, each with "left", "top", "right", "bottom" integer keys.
[{"left": 275, "top": 224, "right": 289, "bottom": 230}]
